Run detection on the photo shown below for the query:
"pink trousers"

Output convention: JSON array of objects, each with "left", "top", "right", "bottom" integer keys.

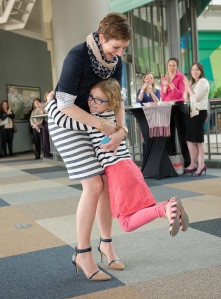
[{"left": 117, "top": 201, "right": 167, "bottom": 232}]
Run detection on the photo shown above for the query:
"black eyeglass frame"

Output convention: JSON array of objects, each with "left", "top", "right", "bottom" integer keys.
[{"left": 86, "top": 94, "right": 109, "bottom": 105}]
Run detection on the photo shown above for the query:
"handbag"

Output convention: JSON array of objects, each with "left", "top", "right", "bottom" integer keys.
[
  {"left": 169, "top": 154, "right": 184, "bottom": 175},
  {"left": 190, "top": 102, "right": 199, "bottom": 118},
  {"left": 13, "top": 124, "right": 17, "bottom": 133}
]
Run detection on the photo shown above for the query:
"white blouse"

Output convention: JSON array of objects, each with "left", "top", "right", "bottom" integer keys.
[{"left": 190, "top": 78, "right": 210, "bottom": 110}]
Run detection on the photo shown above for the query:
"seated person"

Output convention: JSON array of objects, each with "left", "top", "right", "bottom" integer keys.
[{"left": 136, "top": 72, "right": 160, "bottom": 105}]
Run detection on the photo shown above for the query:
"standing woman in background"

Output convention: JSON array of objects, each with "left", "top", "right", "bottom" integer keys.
[
  {"left": 0, "top": 100, "right": 15, "bottom": 157},
  {"left": 136, "top": 72, "right": 160, "bottom": 105},
  {"left": 184, "top": 62, "right": 210, "bottom": 176},
  {"left": 30, "top": 98, "right": 44, "bottom": 159},
  {"left": 161, "top": 57, "right": 190, "bottom": 167}
]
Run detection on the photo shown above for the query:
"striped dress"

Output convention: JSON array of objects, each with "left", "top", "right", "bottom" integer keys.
[{"left": 46, "top": 99, "right": 131, "bottom": 172}]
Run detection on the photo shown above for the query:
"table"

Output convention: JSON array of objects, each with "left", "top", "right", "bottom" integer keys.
[{"left": 126, "top": 105, "right": 177, "bottom": 180}]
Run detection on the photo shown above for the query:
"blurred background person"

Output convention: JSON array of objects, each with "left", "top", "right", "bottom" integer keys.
[
  {"left": 160, "top": 57, "right": 190, "bottom": 168},
  {"left": 184, "top": 62, "right": 210, "bottom": 176},
  {"left": 41, "top": 91, "right": 53, "bottom": 158},
  {"left": 30, "top": 98, "right": 44, "bottom": 159},
  {"left": 137, "top": 72, "right": 160, "bottom": 105},
  {"left": 0, "top": 100, "right": 15, "bottom": 157}
]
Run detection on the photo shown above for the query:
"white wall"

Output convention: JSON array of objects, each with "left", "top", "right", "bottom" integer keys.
[{"left": 51, "top": 0, "right": 110, "bottom": 82}]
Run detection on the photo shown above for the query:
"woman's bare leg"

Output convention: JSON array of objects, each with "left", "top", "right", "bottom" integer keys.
[
  {"left": 75, "top": 175, "right": 103, "bottom": 277},
  {"left": 186, "top": 141, "right": 198, "bottom": 168},
  {"left": 96, "top": 175, "right": 120, "bottom": 262},
  {"left": 196, "top": 142, "right": 205, "bottom": 171}
]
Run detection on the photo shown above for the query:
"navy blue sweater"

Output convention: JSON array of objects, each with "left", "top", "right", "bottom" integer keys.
[{"left": 57, "top": 42, "right": 122, "bottom": 113}]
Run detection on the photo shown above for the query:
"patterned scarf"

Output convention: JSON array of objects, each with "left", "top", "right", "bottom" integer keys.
[{"left": 86, "top": 31, "right": 118, "bottom": 79}]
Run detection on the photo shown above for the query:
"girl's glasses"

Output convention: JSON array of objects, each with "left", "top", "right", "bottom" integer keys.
[{"left": 87, "top": 94, "right": 108, "bottom": 105}]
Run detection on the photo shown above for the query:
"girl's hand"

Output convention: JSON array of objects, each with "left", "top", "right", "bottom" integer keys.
[{"left": 100, "top": 129, "right": 125, "bottom": 155}]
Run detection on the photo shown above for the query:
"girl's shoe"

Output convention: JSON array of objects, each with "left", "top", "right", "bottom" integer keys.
[
  {"left": 166, "top": 197, "right": 181, "bottom": 237},
  {"left": 98, "top": 237, "right": 125, "bottom": 270},
  {"left": 72, "top": 246, "right": 111, "bottom": 281},
  {"left": 193, "top": 165, "right": 207, "bottom": 177},
  {"left": 176, "top": 197, "right": 189, "bottom": 231}
]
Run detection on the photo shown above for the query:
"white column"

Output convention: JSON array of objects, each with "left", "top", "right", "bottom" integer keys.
[{"left": 51, "top": 0, "right": 110, "bottom": 83}]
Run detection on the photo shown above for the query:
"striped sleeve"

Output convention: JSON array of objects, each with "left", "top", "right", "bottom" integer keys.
[{"left": 45, "top": 99, "right": 88, "bottom": 131}]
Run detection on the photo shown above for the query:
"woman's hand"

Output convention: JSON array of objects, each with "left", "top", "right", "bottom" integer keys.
[
  {"left": 161, "top": 76, "right": 169, "bottom": 86},
  {"left": 183, "top": 76, "right": 192, "bottom": 89},
  {"left": 101, "top": 119, "right": 117, "bottom": 136},
  {"left": 147, "top": 85, "right": 153, "bottom": 93},
  {"left": 141, "top": 82, "right": 149, "bottom": 90},
  {"left": 100, "top": 129, "right": 125, "bottom": 155},
  {"left": 46, "top": 90, "right": 55, "bottom": 103}
]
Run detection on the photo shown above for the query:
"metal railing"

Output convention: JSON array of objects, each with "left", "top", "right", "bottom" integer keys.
[
  {"left": 49, "top": 98, "right": 221, "bottom": 164},
  {"left": 125, "top": 98, "right": 221, "bottom": 163}
]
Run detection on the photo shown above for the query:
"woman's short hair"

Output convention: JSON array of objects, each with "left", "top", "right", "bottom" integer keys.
[{"left": 98, "top": 13, "right": 132, "bottom": 42}]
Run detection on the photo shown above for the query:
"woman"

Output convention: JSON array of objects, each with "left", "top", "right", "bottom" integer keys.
[
  {"left": 40, "top": 91, "right": 53, "bottom": 158},
  {"left": 160, "top": 57, "right": 190, "bottom": 168},
  {"left": 184, "top": 62, "right": 210, "bottom": 176},
  {"left": 47, "top": 13, "right": 132, "bottom": 281},
  {"left": 0, "top": 100, "right": 15, "bottom": 157},
  {"left": 136, "top": 72, "right": 160, "bottom": 104},
  {"left": 30, "top": 98, "right": 44, "bottom": 159}
]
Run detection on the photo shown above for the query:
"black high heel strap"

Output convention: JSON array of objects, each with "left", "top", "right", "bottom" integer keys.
[
  {"left": 100, "top": 237, "right": 112, "bottom": 243},
  {"left": 75, "top": 247, "right": 92, "bottom": 253}
]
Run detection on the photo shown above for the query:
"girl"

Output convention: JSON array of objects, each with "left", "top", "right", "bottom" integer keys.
[{"left": 46, "top": 79, "right": 189, "bottom": 248}]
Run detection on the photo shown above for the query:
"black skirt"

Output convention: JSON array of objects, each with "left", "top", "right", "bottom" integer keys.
[{"left": 185, "top": 110, "right": 207, "bottom": 143}]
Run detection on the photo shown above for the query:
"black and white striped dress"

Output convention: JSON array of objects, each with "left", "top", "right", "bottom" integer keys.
[
  {"left": 46, "top": 100, "right": 130, "bottom": 180},
  {"left": 47, "top": 103, "right": 104, "bottom": 181}
]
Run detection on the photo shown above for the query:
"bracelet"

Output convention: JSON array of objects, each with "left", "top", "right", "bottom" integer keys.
[
  {"left": 117, "top": 125, "right": 128, "bottom": 135},
  {"left": 140, "top": 89, "right": 144, "bottom": 93},
  {"left": 96, "top": 118, "right": 106, "bottom": 131}
]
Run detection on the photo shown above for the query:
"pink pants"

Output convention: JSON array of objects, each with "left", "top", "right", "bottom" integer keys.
[{"left": 117, "top": 201, "right": 167, "bottom": 232}]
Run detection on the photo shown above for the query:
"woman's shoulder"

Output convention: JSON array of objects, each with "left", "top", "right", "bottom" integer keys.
[
  {"left": 176, "top": 71, "right": 185, "bottom": 79},
  {"left": 66, "top": 42, "right": 87, "bottom": 59},
  {"left": 199, "top": 77, "right": 209, "bottom": 85}
]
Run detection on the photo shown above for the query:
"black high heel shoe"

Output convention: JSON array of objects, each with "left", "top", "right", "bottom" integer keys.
[
  {"left": 193, "top": 165, "right": 207, "bottom": 177},
  {"left": 98, "top": 237, "right": 125, "bottom": 270},
  {"left": 72, "top": 246, "right": 111, "bottom": 281}
]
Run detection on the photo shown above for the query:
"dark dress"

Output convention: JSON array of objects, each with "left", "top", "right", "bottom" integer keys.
[{"left": 186, "top": 110, "right": 207, "bottom": 142}]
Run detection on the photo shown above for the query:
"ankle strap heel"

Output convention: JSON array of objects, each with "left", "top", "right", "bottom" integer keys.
[
  {"left": 72, "top": 246, "right": 111, "bottom": 281},
  {"left": 98, "top": 237, "right": 125, "bottom": 270}
]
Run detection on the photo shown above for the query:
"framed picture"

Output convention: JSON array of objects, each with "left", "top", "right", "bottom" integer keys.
[{"left": 6, "top": 85, "right": 41, "bottom": 120}]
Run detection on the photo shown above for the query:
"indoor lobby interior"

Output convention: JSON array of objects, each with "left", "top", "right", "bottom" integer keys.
[{"left": 0, "top": 153, "right": 221, "bottom": 298}]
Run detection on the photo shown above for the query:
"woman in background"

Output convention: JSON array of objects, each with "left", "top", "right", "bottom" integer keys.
[
  {"left": 184, "top": 62, "right": 210, "bottom": 176},
  {"left": 161, "top": 57, "right": 190, "bottom": 168},
  {"left": 30, "top": 98, "right": 44, "bottom": 159},
  {"left": 0, "top": 100, "right": 15, "bottom": 157},
  {"left": 41, "top": 91, "right": 53, "bottom": 158},
  {"left": 137, "top": 72, "right": 160, "bottom": 104}
]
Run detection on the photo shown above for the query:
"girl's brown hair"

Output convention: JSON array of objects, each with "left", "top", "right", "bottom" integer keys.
[
  {"left": 98, "top": 13, "right": 132, "bottom": 42},
  {"left": 92, "top": 79, "right": 121, "bottom": 111}
]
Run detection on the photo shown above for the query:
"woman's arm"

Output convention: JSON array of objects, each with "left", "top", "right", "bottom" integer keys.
[
  {"left": 191, "top": 78, "right": 209, "bottom": 102},
  {"left": 168, "top": 74, "right": 185, "bottom": 100}
]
